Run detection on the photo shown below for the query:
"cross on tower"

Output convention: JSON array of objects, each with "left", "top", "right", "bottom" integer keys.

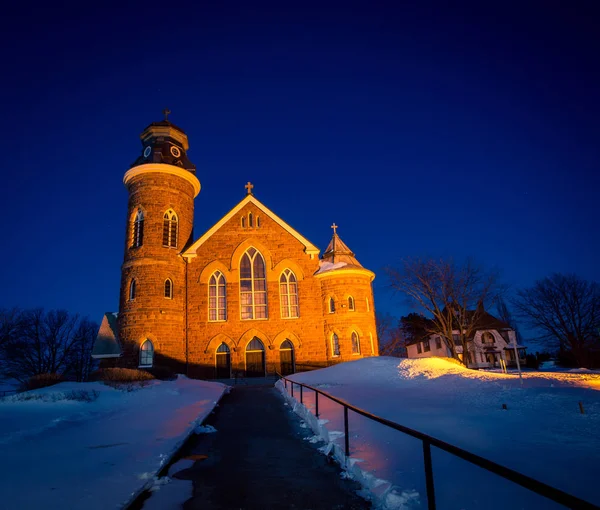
[
  {"left": 331, "top": 223, "right": 338, "bottom": 234},
  {"left": 163, "top": 108, "right": 171, "bottom": 121},
  {"left": 245, "top": 181, "right": 254, "bottom": 195}
]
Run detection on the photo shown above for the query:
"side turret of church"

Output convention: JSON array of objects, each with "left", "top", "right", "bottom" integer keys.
[{"left": 92, "top": 116, "right": 379, "bottom": 378}]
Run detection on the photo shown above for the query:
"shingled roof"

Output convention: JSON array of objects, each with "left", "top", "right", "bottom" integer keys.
[{"left": 315, "top": 230, "right": 366, "bottom": 275}]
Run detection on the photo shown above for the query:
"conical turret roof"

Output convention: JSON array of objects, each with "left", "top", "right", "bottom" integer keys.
[{"left": 315, "top": 226, "right": 367, "bottom": 275}]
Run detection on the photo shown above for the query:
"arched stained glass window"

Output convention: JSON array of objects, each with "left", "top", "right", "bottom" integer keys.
[
  {"left": 162, "top": 210, "right": 178, "bottom": 248},
  {"left": 209, "top": 271, "right": 227, "bottom": 321},
  {"left": 240, "top": 248, "right": 268, "bottom": 319},
  {"left": 129, "top": 279, "right": 136, "bottom": 301},
  {"left": 139, "top": 340, "right": 154, "bottom": 367},
  {"left": 331, "top": 333, "right": 340, "bottom": 357},
  {"left": 279, "top": 269, "right": 299, "bottom": 318},
  {"left": 164, "top": 279, "right": 173, "bottom": 299},
  {"left": 132, "top": 209, "right": 144, "bottom": 248},
  {"left": 351, "top": 331, "right": 361, "bottom": 354}
]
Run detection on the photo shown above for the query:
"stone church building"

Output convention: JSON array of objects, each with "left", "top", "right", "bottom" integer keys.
[{"left": 92, "top": 116, "right": 379, "bottom": 378}]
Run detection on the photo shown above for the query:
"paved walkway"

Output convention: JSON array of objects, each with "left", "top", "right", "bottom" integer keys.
[{"left": 176, "top": 384, "right": 369, "bottom": 510}]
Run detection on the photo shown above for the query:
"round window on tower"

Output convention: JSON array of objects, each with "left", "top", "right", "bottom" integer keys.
[
  {"left": 143, "top": 146, "right": 151, "bottom": 158},
  {"left": 170, "top": 145, "right": 181, "bottom": 158}
]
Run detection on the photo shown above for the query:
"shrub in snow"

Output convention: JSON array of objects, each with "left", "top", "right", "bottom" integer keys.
[
  {"left": 3, "top": 389, "right": 99, "bottom": 403},
  {"left": 21, "top": 373, "right": 65, "bottom": 391},
  {"left": 98, "top": 368, "right": 155, "bottom": 392}
]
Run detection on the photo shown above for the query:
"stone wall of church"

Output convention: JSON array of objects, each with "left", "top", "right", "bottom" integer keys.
[
  {"left": 115, "top": 171, "right": 195, "bottom": 369},
  {"left": 185, "top": 202, "right": 332, "bottom": 379},
  {"left": 319, "top": 274, "right": 379, "bottom": 359}
]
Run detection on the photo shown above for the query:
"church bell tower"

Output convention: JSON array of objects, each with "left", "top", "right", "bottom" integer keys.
[{"left": 117, "top": 111, "right": 200, "bottom": 370}]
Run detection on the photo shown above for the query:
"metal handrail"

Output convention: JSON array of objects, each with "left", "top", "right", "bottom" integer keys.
[{"left": 276, "top": 373, "right": 598, "bottom": 510}]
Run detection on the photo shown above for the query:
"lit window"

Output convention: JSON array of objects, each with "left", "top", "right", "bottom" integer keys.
[
  {"left": 162, "top": 210, "right": 178, "bottom": 248},
  {"left": 139, "top": 340, "right": 154, "bottom": 367},
  {"left": 209, "top": 271, "right": 227, "bottom": 321},
  {"left": 240, "top": 248, "right": 268, "bottom": 319},
  {"left": 351, "top": 331, "right": 361, "bottom": 354},
  {"left": 482, "top": 332, "right": 495, "bottom": 345},
  {"left": 132, "top": 209, "right": 144, "bottom": 248},
  {"left": 279, "top": 269, "right": 299, "bottom": 318},
  {"left": 129, "top": 279, "right": 136, "bottom": 301},
  {"left": 331, "top": 333, "right": 340, "bottom": 357},
  {"left": 164, "top": 279, "right": 173, "bottom": 299},
  {"left": 348, "top": 296, "right": 355, "bottom": 311},
  {"left": 329, "top": 297, "right": 335, "bottom": 313}
]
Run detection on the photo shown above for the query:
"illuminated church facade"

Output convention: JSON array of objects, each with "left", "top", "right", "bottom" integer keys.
[{"left": 92, "top": 116, "right": 379, "bottom": 378}]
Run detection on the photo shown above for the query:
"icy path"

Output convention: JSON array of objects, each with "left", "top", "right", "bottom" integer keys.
[
  {"left": 278, "top": 357, "right": 600, "bottom": 510},
  {"left": 0, "top": 377, "right": 227, "bottom": 510}
]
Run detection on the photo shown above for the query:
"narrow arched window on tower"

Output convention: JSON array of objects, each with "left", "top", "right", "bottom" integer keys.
[
  {"left": 139, "top": 340, "right": 154, "bottom": 368},
  {"left": 163, "top": 210, "right": 178, "bottom": 248},
  {"left": 331, "top": 333, "right": 340, "bottom": 357},
  {"left": 351, "top": 331, "right": 361, "bottom": 355},
  {"left": 129, "top": 279, "right": 136, "bottom": 301},
  {"left": 328, "top": 297, "right": 335, "bottom": 313},
  {"left": 164, "top": 279, "right": 173, "bottom": 299},
  {"left": 132, "top": 209, "right": 144, "bottom": 248},
  {"left": 348, "top": 296, "right": 355, "bottom": 311}
]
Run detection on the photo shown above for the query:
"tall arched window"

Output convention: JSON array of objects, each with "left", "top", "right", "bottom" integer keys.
[
  {"left": 331, "top": 333, "right": 340, "bottom": 357},
  {"left": 139, "top": 340, "right": 154, "bottom": 367},
  {"left": 351, "top": 331, "right": 361, "bottom": 354},
  {"left": 279, "top": 269, "right": 299, "bottom": 318},
  {"left": 162, "top": 210, "right": 178, "bottom": 248},
  {"left": 241, "top": 216, "right": 246, "bottom": 228},
  {"left": 240, "top": 248, "right": 267, "bottom": 319},
  {"left": 248, "top": 212, "right": 254, "bottom": 228},
  {"left": 348, "top": 296, "right": 355, "bottom": 311},
  {"left": 328, "top": 297, "right": 335, "bottom": 313},
  {"left": 164, "top": 279, "right": 173, "bottom": 299},
  {"left": 132, "top": 209, "right": 144, "bottom": 248},
  {"left": 209, "top": 271, "right": 227, "bottom": 321},
  {"left": 129, "top": 279, "right": 136, "bottom": 301}
]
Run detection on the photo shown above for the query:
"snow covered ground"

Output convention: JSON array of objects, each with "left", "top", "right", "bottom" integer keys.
[
  {"left": 277, "top": 357, "right": 600, "bottom": 510},
  {"left": 0, "top": 376, "right": 227, "bottom": 510}
]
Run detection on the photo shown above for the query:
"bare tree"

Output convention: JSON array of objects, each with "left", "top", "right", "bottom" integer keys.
[
  {"left": 385, "top": 258, "right": 502, "bottom": 367},
  {"left": 68, "top": 318, "right": 98, "bottom": 382},
  {"left": 496, "top": 296, "right": 523, "bottom": 344},
  {"left": 376, "top": 312, "right": 405, "bottom": 357},
  {"left": 514, "top": 274, "right": 600, "bottom": 368}
]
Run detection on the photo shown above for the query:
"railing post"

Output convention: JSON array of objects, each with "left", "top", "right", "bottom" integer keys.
[
  {"left": 423, "top": 441, "right": 436, "bottom": 510},
  {"left": 291, "top": 382, "right": 294, "bottom": 398},
  {"left": 300, "top": 384, "right": 303, "bottom": 404},
  {"left": 344, "top": 406, "right": 350, "bottom": 458},
  {"left": 284, "top": 378, "right": 287, "bottom": 391},
  {"left": 315, "top": 390, "right": 319, "bottom": 418}
]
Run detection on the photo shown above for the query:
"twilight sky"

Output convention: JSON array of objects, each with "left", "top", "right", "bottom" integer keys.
[{"left": 1, "top": 2, "right": 598, "bottom": 331}]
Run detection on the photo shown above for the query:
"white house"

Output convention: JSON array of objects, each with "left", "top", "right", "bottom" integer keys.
[{"left": 405, "top": 310, "right": 527, "bottom": 369}]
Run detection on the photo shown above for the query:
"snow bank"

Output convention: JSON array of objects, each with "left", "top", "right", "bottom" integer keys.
[
  {"left": 278, "top": 357, "right": 600, "bottom": 509},
  {"left": 0, "top": 376, "right": 227, "bottom": 510}
]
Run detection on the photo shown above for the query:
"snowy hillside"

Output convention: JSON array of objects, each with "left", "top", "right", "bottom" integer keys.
[
  {"left": 279, "top": 357, "right": 600, "bottom": 509},
  {"left": 0, "top": 376, "right": 227, "bottom": 510}
]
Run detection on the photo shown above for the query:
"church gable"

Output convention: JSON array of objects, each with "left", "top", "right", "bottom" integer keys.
[{"left": 183, "top": 194, "right": 320, "bottom": 261}]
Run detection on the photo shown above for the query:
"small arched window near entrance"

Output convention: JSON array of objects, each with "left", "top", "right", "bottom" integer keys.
[
  {"left": 280, "top": 339, "right": 295, "bottom": 375},
  {"left": 162, "top": 210, "right": 178, "bottom": 248},
  {"left": 139, "top": 340, "right": 154, "bottom": 368},
  {"left": 129, "top": 279, "right": 136, "bottom": 301},
  {"left": 279, "top": 269, "right": 299, "bottom": 318},
  {"left": 348, "top": 296, "right": 355, "bottom": 311},
  {"left": 215, "top": 343, "right": 231, "bottom": 378},
  {"left": 131, "top": 209, "right": 144, "bottom": 248},
  {"left": 164, "top": 279, "right": 173, "bottom": 299},
  {"left": 331, "top": 333, "right": 340, "bottom": 357},
  {"left": 245, "top": 337, "right": 266, "bottom": 377},
  {"left": 351, "top": 331, "right": 361, "bottom": 355}
]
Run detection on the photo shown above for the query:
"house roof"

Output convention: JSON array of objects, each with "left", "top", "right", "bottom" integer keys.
[
  {"left": 182, "top": 194, "right": 320, "bottom": 260},
  {"left": 92, "top": 313, "right": 121, "bottom": 358}
]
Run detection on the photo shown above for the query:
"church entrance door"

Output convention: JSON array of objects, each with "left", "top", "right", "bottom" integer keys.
[
  {"left": 245, "top": 337, "right": 266, "bottom": 377},
  {"left": 215, "top": 343, "right": 231, "bottom": 378},
  {"left": 279, "top": 339, "right": 295, "bottom": 376}
]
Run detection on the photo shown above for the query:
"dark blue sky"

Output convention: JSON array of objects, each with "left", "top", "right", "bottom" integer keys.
[{"left": 1, "top": 2, "right": 598, "bottom": 327}]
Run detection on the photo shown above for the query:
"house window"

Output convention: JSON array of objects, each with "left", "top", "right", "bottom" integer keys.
[
  {"left": 279, "top": 269, "right": 299, "bottom": 318},
  {"left": 482, "top": 332, "right": 495, "bottom": 344},
  {"left": 351, "top": 331, "right": 361, "bottom": 354},
  {"left": 139, "top": 340, "right": 154, "bottom": 367},
  {"left": 164, "top": 279, "right": 173, "bottom": 299},
  {"left": 129, "top": 279, "right": 136, "bottom": 301},
  {"left": 240, "top": 247, "right": 267, "bottom": 319},
  {"left": 417, "top": 342, "right": 422, "bottom": 354},
  {"left": 435, "top": 337, "right": 442, "bottom": 349},
  {"left": 331, "top": 333, "right": 340, "bottom": 357},
  {"left": 162, "top": 210, "right": 178, "bottom": 248},
  {"left": 348, "top": 296, "right": 355, "bottom": 311},
  {"left": 131, "top": 209, "right": 144, "bottom": 248},
  {"left": 209, "top": 271, "right": 227, "bottom": 321},
  {"left": 423, "top": 339, "right": 431, "bottom": 352},
  {"left": 328, "top": 297, "right": 335, "bottom": 313}
]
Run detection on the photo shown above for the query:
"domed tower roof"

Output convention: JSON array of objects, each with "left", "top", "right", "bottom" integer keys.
[
  {"left": 315, "top": 223, "right": 371, "bottom": 276},
  {"left": 130, "top": 109, "right": 196, "bottom": 173}
]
